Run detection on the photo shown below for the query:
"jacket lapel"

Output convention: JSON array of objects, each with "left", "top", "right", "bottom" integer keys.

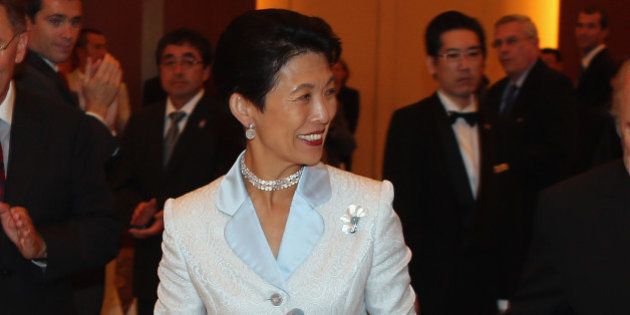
[
  {"left": 24, "top": 51, "right": 78, "bottom": 107},
  {"left": 4, "top": 91, "right": 48, "bottom": 204},
  {"left": 164, "top": 96, "right": 215, "bottom": 175},
  {"left": 145, "top": 103, "right": 166, "bottom": 180}
]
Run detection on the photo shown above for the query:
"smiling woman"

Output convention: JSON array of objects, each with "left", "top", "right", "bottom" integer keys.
[{"left": 154, "top": 8, "right": 416, "bottom": 315}]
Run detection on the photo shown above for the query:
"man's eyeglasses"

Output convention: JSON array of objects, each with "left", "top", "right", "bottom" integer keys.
[
  {"left": 0, "top": 33, "right": 20, "bottom": 51},
  {"left": 160, "top": 57, "right": 204, "bottom": 70},
  {"left": 437, "top": 48, "right": 483, "bottom": 63}
]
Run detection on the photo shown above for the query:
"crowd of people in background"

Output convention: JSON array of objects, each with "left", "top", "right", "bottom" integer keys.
[{"left": 0, "top": 0, "right": 628, "bottom": 314}]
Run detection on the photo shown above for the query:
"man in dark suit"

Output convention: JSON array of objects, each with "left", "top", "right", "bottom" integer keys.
[
  {"left": 486, "top": 16, "right": 577, "bottom": 274},
  {"left": 573, "top": 6, "right": 620, "bottom": 173},
  {"left": 16, "top": 0, "right": 122, "bottom": 162},
  {"left": 112, "top": 28, "right": 242, "bottom": 315},
  {"left": 14, "top": 1, "right": 124, "bottom": 313},
  {"left": 384, "top": 11, "right": 518, "bottom": 315},
  {"left": 0, "top": 1, "right": 119, "bottom": 313},
  {"left": 509, "top": 59, "right": 630, "bottom": 315}
]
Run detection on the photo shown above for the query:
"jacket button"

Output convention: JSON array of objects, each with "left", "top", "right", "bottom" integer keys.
[
  {"left": 270, "top": 293, "right": 283, "bottom": 306},
  {"left": 0, "top": 268, "right": 11, "bottom": 277},
  {"left": 287, "top": 308, "right": 304, "bottom": 315}
]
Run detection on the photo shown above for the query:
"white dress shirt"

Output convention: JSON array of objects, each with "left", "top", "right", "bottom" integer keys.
[
  {"left": 163, "top": 89, "right": 204, "bottom": 137},
  {"left": 581, "top": 44, "right": 606, "bottom": 69},
  {"left": 437, "top": 90, "right": 480, "bottom": 199},
  {"left": 0, "top": 81, "right": 15, "bottom": 171}
]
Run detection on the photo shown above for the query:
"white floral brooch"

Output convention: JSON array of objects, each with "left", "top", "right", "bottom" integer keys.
[{"left": 340, "top": 204, "right": 366, "bottom": 234}]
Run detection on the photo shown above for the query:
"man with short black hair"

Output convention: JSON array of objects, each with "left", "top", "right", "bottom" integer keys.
[
  {"left": 573, "top": 6, "right": 621, "bottom": 173},
  {"left": 112, "top": 28, "right": 242, "bottom": 314},
  {"left": 575, "top": 6, "right": 617, "bottom": 110},
  {"left": 384, "top": 11, "right": 518, "bottom": 315},
  {"left": 17, "top": 0, "right": 122, "bottom": 161},
  {"left": 15, "top": 1, "right": 125, "bottom": 313}
]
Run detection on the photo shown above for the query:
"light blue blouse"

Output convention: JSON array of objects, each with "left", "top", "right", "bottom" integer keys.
[{"left": 214, "top": 154, "right": 332, "bottom": 290}]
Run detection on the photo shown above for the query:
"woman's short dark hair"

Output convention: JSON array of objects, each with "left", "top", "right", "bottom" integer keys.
[
  {"left": 213, "top": 9, "right": 341, "bottom": 110},
  {"left": 155, "top": 28, "right": 213, "bottom": 67},
  {"left": 425, "top": 10, "right": 486, "bottom": 58}
]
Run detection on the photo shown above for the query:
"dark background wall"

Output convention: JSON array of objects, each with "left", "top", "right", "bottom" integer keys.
[
  {"left": 559, "top": 0, "right": 630, "bottom": 82},
  {"left": 163, "top": 0, "right": 253, "bottom": 45},
  {"left": 82, "top": 0, "right": 254, "bottom": 112},
  {"left": 83, "top": 0, "right": 143, "bottom": 112}
]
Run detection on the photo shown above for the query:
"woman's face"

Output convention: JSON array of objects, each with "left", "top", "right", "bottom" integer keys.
[{"left": 250, "top": 52, "right": 337, "bottom": 167}]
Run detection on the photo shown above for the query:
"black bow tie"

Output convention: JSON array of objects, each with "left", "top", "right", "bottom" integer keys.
[{"left": 448, "top": 111, "right": 478, "bottom": 126}]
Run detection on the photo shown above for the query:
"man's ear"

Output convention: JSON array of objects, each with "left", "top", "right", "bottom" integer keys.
[
  {"left": 425, "top": 55, "right": 437, "bottom": 76},
  {"left": 14, "top": 32, "right": 28, "bottom": 64},
  {"left": 229, "top": 93, "right": 257, "bottom": 128},
  {"left": 202, "top": 65, "right": 210, "bottom": 82}
]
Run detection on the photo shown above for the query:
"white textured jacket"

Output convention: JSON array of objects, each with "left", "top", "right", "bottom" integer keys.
[{"left": 155, "top": 160, "right": 416, "bottom": 314}]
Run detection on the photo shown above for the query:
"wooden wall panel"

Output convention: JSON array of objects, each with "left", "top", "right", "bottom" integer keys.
[{"left": 82, "top": 0, "right": 255, "bottom": 112}]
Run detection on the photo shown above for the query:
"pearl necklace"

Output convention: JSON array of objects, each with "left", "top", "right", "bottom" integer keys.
[{"left": 240, "top": 156, "right": 304, "bottom": 191}]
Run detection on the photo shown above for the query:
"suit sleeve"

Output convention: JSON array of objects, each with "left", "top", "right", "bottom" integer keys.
[
  {"left": 382, "top": 110, "right": 419, "bottom": 235},
  {"left": 110, "top": 114, "right": 145, "bottom": 222},
  {"left": 365, "top": 180, "right": 416, "bottom": 315},
  {"left": 509, "top": 189, "right": 569, "bottom": 314},
  {"left": 155, "top": 199, "right": 205, "bottom": 315},
  {"left": 38, "top": 115, "right": 121, "bottom": 282},
  {"left": 515, "top": 76, "right": 577, "bottom": 190}
]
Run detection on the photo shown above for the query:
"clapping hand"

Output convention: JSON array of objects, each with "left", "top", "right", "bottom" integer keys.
[
  {"left": 0, "top": 203, "right": 47, "bottom": 259},
  {"left": 129, "top": 198, "right": 164, "bottom": 239},
  {"left": 83, "top": 53, "right": 122, "bottom": 120}
]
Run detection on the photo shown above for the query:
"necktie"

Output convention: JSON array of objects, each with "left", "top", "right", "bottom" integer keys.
[
  {"left": 0, "top": 141, "right": 5, "bottom": 200},
  {"left": 163, "top": 111, "right": 186, "bottom": 166},
  {"left": 449, "top": 111, "right": 478, "bottom": 126},
  {"left": 501, "top": 84, "right": 519, "bottom": 116}
]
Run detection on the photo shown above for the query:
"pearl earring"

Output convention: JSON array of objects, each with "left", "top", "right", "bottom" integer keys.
[{"left": 245, "top": 123, "right": 256, "bottom": 140}]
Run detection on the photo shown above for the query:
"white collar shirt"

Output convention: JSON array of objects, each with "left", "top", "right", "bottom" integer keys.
[
  {"left": 0, "top": 81, "right": 16, "bottom": 171},
  {"left": 437, "top": 90, "right": 480, "bottom": 199},
  {"left": 581, "top": 44, "right": 606, "bottom": 69},
  {"left": 164, "top": 89, "right": 204, "bottom": 137}
]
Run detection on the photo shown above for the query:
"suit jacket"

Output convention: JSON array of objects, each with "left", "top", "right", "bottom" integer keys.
[
  {"left": 15, "top": 50, "right": 118, "bottom": 162},
  {"left": 574, "top": 49, "right": 621, "bottom": 173},
  {"left": 510, "top": 159, "right": 630, "bottom": 315},
  {"left": 112, "top": 93, "right": 243, "bottom": 300},
  {"left": 383, "top": 94, "right": 520, "bottom": 314},
  {"left": 576, "top": 48, "right": 618, "bottom": 111},
  {"left": 485, "top": 59, "right": 577, "bottom": 195},
  {"left": 155, "top": 164, "right": 415, "bottom": 314},
  {"left": 0, "top": 87, "right": 120, "bottom": 314}
]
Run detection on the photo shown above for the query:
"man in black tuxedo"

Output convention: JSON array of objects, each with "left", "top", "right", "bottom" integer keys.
[
  {"left": 486, "top": 16, "right": 577, "bottom": 274},
  {"left": 384, "top": 11, "right": 519, "bottom": 315},
  {"left": 0, "top": 1, "right": 119, "bottom": 313},
  {"left": 112, "top": 28, "right": 243, "bottom": 315},
  {"left": 509, "top": 60, "right": 630, "bottom": 315},
  {"left": 573, "top": 6, "right": 620, "bottom": 173}
]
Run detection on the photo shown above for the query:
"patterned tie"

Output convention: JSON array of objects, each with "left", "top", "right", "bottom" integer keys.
[
  {"left": 0, "top": 141, "right": 5, "bottom": 201},
  {"left": 163, "top": 111, "right": 186, "bottom": 166},
  {"left": 501, "top": 84, "right": 519, "bottom": 116}
]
